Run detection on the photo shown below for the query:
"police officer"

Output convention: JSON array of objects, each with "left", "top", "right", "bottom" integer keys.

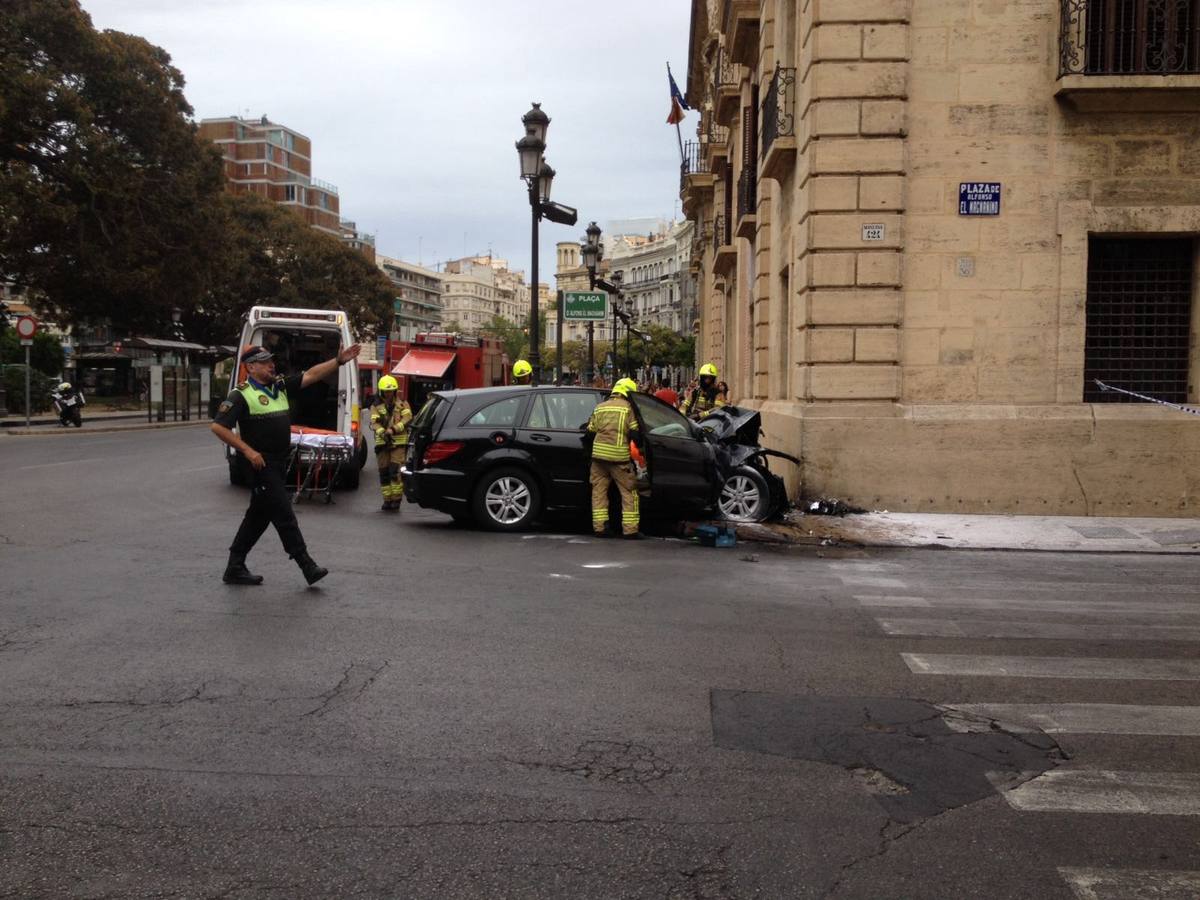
[
  {"left": 680, "top": 363, "right": 725, "bottom": 420},
  {"left": 586, "top": 377, "right": 643, "bottom": 539},
  {"left": 211, "top": 342, "right": 361, "bottom": 586},
  {"left": 512, "top": 359, "right": 533, "bottom": 385},
  {"left": 371, "top": 375, "right": 412, "bottom": 512}
]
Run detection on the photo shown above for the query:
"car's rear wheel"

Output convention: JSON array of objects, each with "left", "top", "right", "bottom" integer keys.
[
  {"left": 472, "top": 466, "right": 541, "bottom": 531},
  {"left": 718, "top": 465, "right": 771, "bottom": 523}
]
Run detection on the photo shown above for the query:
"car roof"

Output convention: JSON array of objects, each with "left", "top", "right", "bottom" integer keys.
[{"left": 435, "top": 385, "right": 605, "bottom": 402}]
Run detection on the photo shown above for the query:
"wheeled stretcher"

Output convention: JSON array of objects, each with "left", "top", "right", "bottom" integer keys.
[{"left": 288, "top": 427, "right": 355, "bottom": 504}]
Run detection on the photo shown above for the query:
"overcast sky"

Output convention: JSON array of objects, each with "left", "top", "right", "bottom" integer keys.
[{"left": 81, "top": 0, "right": 694, "bottom": 283}]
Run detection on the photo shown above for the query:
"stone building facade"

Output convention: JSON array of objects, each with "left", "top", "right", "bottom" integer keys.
[
  {"left": 682, "top": 0, "right": 1200, "bottom": 515},
  {"left": 440, "top": 256, "right": 530, "bottom": 333}
]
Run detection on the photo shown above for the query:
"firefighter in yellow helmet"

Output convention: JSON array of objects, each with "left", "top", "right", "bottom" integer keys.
[
  {"left": 512, "top": 359, "right": 533, "bottom": 385},
  {"left": 586, "top": 377, "right": 643, "bottom": 539},
  {"left": 371, "top": 375, "right": 412, "bottom": 511},
  {"left": 680, "top": 363, "right": 725, "bottom": 420}
]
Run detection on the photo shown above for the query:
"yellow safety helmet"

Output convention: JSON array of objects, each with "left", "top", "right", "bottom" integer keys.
[
  {"left": 378, "top": 375, "right": 399, "bottom": 392},
  {"left": 699, "top": 363, "right": 718, "bottom": 378},
  {"left": 611, "top": 377, "right": 637, "bottom": 397},
  {"left": 512, "top": 359, "right": 532, "bottom": 379}
]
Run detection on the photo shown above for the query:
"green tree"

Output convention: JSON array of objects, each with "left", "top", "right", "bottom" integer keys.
[
  {"left": 0, "top": 329, "right": 65, "bottom": 375},
  {"left": 480, "top": 314, "right": 527, "bottom": 360},
  {"left": 186, "top": 194, "right": 396, "bottom": 345},
  {"left": 0, "top": 0, "right": 226, "bottom": 335}
]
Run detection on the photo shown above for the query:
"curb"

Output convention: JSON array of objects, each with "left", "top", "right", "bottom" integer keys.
[
  {"left": 725, "top": 515, "right": 1200, "bottom": 556},
  {"left": 2, "top": 420, "right": 209, "bottom": 436}
]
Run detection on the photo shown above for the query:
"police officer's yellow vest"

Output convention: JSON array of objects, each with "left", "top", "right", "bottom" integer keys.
[{"left": 238, "top": 381, "right": 290, "bottom": 416}]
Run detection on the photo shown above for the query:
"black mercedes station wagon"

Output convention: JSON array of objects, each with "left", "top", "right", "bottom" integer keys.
[{"left": 402, "top": 386, "right": 791, "bottom": 531}]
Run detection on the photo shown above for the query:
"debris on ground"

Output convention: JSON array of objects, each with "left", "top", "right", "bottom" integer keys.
[{"left": 807, "top": 498, "right": 867, "bottom": 517}]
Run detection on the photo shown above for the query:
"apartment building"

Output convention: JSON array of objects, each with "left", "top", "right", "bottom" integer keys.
[
  {"left": 376, "top": 255, "right": 443, "bottom": 341},
  {"left": 680, "top": 0, "right": 1200, "bottom": 515},
  {"left": 440, "top": 256, "right": 530, "bottom": 332},
  {"left": 198, "top": 115, "right": 341, "bottom": 235},
  {"left": 610, "top": 222, "right": 697, "bottom": 335}
]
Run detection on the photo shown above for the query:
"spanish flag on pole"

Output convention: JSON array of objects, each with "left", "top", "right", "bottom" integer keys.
[{"left": 666, "top": 64, "right": 690, "bottom": 125}]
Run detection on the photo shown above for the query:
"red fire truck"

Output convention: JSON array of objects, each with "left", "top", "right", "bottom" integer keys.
[{"left": 361, "top": 332, "right": 510, "bottom": 412}]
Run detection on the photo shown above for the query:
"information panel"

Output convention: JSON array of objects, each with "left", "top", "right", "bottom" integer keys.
[
  {"left": 959, "top": 182, "right": 1001, "bottom": 216},
  {"left": 564, "top": 291, "right": 609, "bottom": 321}
]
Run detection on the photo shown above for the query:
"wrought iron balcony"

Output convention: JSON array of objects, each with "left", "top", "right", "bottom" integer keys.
[
  {"left": 680, "top": 140, "right": 709, "bottom": 191},
  {"left": 761, "top": 65, "right": 797, "bottom": 181},
  {"left": 712, "top": 213, "right": 729, "bottom": 253},
  {"left": 1060, "top": 0, "right": 1200, "bottom": 75},
  {"left": 736, "top": 165, "right": 756, "bottom": 238}
]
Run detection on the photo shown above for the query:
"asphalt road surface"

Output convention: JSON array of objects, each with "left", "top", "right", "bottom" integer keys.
[{"left": 2, "top": 427, "right": 1199, "bottom": 898}]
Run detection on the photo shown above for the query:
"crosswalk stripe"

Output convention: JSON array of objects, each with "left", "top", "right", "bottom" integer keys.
[
  {"left": 992, "top": 769, "right": 1200, "bottom": 815},
  {"left": 902, "top": 653, "right": 1200, "bottom": 680},
  {"left": 860, "top": 595, "right": 1200, "bottom": 617},
  {"left": 1058, "top": 867, "right": 1200, "bottom": 899},
  {"left": 878, "top": 618, "right": 1200, "bottom": 641},
  {"left": 942, "top": 703, "right": 1200, "bottom": 735}
]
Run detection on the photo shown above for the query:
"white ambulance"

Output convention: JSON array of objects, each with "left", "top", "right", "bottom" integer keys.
[{"left": 225, "top": 306, "right": 368, "bottom": 489}]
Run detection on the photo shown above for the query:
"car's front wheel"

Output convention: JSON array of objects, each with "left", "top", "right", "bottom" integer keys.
[
  {"left": 718, "top": 465, "right": 771, "bottom": 523},
  {"left": 472, "top": 466, "right": 541, "bottom": 531}
]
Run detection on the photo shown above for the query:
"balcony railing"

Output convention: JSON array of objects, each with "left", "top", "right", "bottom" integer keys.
[
  {"left": 762, "top": 65, "right": 796, "bottom": 156},
  {"left": 714, "top": 46, "right": 737, "bottom": 93},
  {"left": 712, "top": 213, "right": 729, "bottom": 253},
  {"left": 680, "top": 140, "right": 709, "bottom": 193},
  {"left": 737, "top": 165, "right": 756, "bottom": 222},
  {"left": 706, "top": 120, "right": 730, "bottom": 147},
  {"left": 1060, "top": 0, "right": 1200, "bottom": 75}
]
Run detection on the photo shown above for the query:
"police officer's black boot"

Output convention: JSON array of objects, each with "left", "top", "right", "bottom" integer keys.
[
  {"left": 223, "top": 552, "right": 264, "bottom": 585},
  {"left": 293, "top": 551, "right": 328, "bottom": 585}
]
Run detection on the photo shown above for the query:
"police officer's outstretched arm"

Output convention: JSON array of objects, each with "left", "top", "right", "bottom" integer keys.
[{"left": 301, "top": 343, "right": 362, "bottom": 389}]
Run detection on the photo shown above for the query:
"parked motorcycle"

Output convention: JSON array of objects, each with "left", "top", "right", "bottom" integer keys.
[
  {"left": 695, "top": 405, "right": 799, "bottom": 523},
  {"left": 51, "top": 382, "right": 84, "bottom": 427}
]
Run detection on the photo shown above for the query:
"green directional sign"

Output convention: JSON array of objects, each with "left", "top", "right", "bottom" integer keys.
[{"left": 563, "top": 290, "right": 609, "bottom": 321}]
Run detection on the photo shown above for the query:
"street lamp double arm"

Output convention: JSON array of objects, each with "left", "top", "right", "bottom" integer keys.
[{"left": 515, "top": 103, "right": 577, "bottom": 386}]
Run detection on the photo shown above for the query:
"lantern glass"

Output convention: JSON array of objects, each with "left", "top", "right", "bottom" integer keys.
[
  {"left": 585, "top": 221, "right": 601, "bottom": 250},
  {"left": 515, "top": 135, "right": 544, "bottom": 179},
  {"left": 522, "top": 102, "right": 550, "bottom": 144},
  {"left": 580, "top": 242, "right": 598, "bottom": 271},
  {"left": 538, "top": 161, "right": 555, "bottom": 203}
]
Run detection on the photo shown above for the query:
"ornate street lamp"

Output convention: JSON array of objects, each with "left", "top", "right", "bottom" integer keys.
[
  {"left": 516, "top": 102, "right": 553, "bottom": 384},
  {"left": 580, "top": 222, "right": 604, "bottom": 383}
]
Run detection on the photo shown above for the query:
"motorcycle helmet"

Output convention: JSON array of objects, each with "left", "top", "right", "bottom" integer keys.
[{"left": 57, "top": 382, "right": 72, "bottom": 392}]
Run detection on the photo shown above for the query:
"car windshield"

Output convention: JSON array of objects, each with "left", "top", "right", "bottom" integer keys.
[
  {"left": 410, "top": 394, "right": 444, "bottom": 433},
  {"left": 631, "top": 393, "right": 693, "bottom": 438},
  {"left": 528, "top": 392, "right": 599, "bottom": 430}
]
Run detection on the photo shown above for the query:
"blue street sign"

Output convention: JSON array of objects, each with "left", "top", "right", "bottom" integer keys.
[
  {"left": 959, "top": 182, "right": 1001, "bottom": 216},
  {"left": 376, "top": 335, "right": 388, "bottom": 361}
]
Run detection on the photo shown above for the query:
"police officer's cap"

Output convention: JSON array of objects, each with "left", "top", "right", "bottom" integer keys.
[{"left": 242, "top": 345, "right": 275, "bottom": 364}]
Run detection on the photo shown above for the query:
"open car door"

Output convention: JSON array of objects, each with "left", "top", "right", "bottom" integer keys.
[{"left": 630, "top": 393, "right": 717, "bottom": 519}]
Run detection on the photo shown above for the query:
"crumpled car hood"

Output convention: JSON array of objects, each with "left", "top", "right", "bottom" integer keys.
[{"left": 696, "top": 405, "right": 801, "bottom": 471}]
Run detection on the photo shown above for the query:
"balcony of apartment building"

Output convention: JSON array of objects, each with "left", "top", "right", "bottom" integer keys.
[
  {"left": 761, "top": 64, "right": 797, "bottom": 182},
  {"left": 1057, "top": 0, "right": 1200, "bottom": 109},
  {"left": 702, "top": 115, "right": 731, "bottom": 169},
  {"left": 712, "top": 211, "right": 736, "bottom": 276},
  {"left": 723, "top": 0, "right": 759, "bottom": 67},
  {"left": 681, "top": 139, "right": 715, "bottom": 218},
  {"left": 713, "top": 46, "right": 742, "bottom": 122},
  {"left": 735, "top": 163, "right": 756, "bottom": 240}
]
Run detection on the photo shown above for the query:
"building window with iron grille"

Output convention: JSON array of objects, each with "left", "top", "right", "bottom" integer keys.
[{"left": 1083, "top": 236, "right": 1194, "bottom": 403}]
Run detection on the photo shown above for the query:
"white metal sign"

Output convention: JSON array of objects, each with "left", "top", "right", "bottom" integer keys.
[
  {"left": 200, "top": 368, "right": 211, "bottom": 406},
  {"left": 150, "top": 365, "right": 164, "bottom": 403},
  {"left": 861, "top": 224, "right": 885, "bottom": 242}
]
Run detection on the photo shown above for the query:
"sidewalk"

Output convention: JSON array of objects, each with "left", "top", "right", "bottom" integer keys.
[
  {"left": 2, "top": 411, "right": 207, "bottom": 436},
  {"left": 731, "top": 510, "right": 1200, "bottom": 554}
]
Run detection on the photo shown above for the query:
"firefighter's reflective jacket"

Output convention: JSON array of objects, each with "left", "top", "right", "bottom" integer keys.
[
  {"left": 586, "top": 395, "right": 640, "bottom": 462},
  {"left": 680, "top": 388, "right": 725, "bottom": 420},
  {"left": 371, "top": 400, "right": 412, "bottom": 448}
]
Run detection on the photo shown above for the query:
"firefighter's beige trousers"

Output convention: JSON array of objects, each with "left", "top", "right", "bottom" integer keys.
[{"left": 590, "top": 459, "right": 639, "bottom": 535}]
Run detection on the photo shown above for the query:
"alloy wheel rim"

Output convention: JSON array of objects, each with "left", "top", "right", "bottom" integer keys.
[
  {"left": 485, "top": 476, "right": 531, "bottom": 525},
  {"left": 719, "top": 474, "right": 761, "bottom": 521}
]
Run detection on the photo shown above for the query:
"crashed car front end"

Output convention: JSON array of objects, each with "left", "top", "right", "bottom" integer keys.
[{"left": 695, "top": 406, "right": 799, "bottom": 522}]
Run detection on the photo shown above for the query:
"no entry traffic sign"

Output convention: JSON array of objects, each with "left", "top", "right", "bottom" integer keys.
[{"left": 15, "top": 315, "right": 37, "bottom": 341}]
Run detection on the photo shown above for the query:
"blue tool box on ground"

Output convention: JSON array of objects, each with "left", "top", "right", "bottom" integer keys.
[{"left": 695, "top": 524, "right": 737, "bottom": 547}]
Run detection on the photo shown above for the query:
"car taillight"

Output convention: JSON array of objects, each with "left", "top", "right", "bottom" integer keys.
[{"left": 423, "top": 440, "right": 465, "bottom": 466}]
